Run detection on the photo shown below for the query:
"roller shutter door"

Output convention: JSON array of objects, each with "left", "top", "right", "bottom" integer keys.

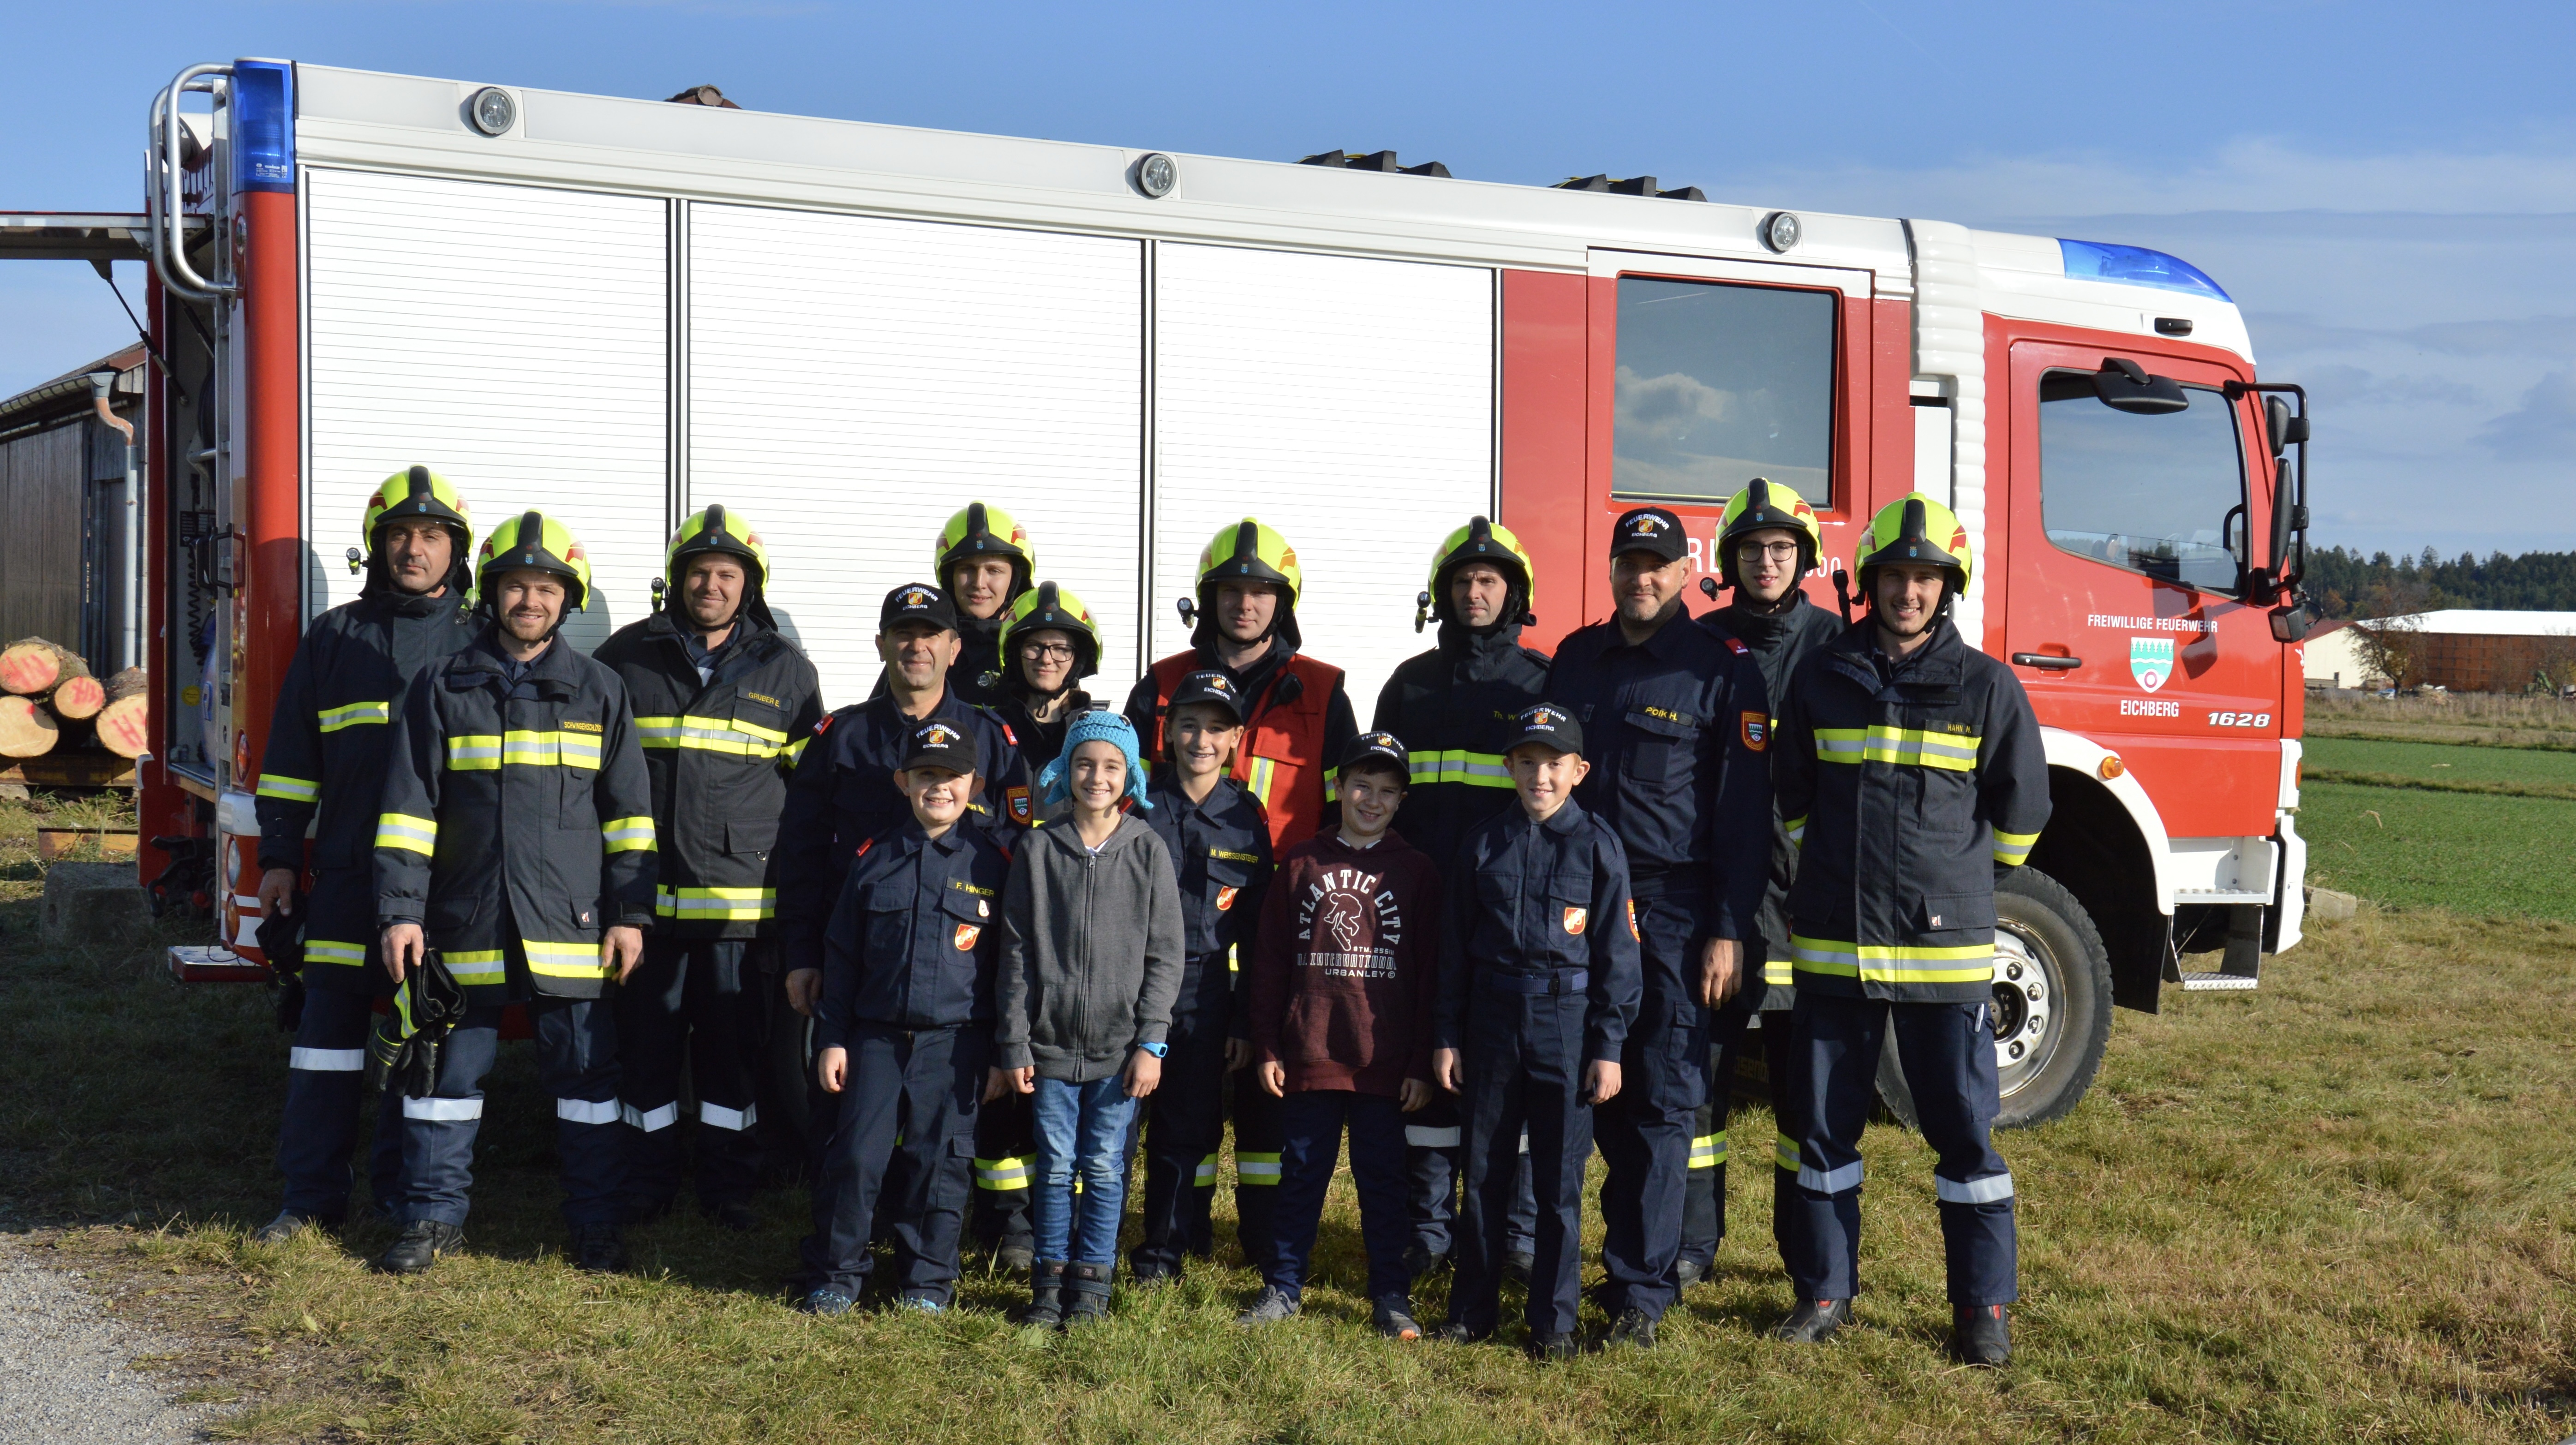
[
  {"left": 687, "top": 203, "right": 1144, "bottom": 707},
  {"left": 305, "top": 169, "right": 669, "bottom": 653},
  {"left": 1151, "top": 245, "right": 1494, "bottom": 713}
]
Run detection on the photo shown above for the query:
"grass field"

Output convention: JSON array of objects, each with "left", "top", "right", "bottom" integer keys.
[
  {"left": 2306, "top": 736, "right": 2576, "bottom": 796},
  {"left": 6, "top": 766, "right": 2576, "bottom": 1443}
]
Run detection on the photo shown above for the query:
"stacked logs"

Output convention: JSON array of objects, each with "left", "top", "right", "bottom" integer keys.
[{"left": 0, "top": 639, "right": 147, "bottom": 759}]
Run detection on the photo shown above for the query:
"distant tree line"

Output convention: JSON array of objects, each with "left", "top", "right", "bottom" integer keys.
[{"left": 2304, "top": 545, "right": 2576, "bottom": 620}]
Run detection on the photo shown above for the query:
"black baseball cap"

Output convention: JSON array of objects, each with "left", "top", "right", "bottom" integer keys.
[
  {"left": 880, "top": 582, "right": 959, "bottom": 633},
  {"left": 899, "top": 717, "right": 979, "bottom": 775},
  {"left": 1502, "top": 703, "right": 1584, "bottom": 758},
  {"left": 1166, "top": 669, "right": 1246, "bottom": 723},
  {"left": 1610, "top": 506, "right": 1688, "bottom": 563},
  {"left": 1338, "top": 730, "right": 1410, "bottom": 781}
]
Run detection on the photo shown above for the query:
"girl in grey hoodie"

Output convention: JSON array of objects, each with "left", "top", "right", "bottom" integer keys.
[{"left": 992, "top": 711, "right": 1184, "bottom": 1327}]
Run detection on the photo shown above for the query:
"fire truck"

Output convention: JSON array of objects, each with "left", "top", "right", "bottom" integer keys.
[{"left": 48, "top": 58, "right": 2318, "bottom": 1128}]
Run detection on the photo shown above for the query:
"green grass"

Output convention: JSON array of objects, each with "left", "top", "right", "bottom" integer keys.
[
  {"left": 2304, "top": 736, "right": 2576, "bottom": 798},
  {"left": 8, "top": 794, "right": 2576, "bottom": 1442},
  {"left": 2300, "top": 780, "right": 2576, "bottom": 921}
]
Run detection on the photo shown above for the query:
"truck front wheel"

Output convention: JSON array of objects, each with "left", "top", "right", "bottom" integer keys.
[{"left": 1875, "top": 865, "right": 2115, "bottom": 1131}]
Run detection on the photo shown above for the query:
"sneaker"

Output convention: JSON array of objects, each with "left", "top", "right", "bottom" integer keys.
[
  {"left": 375, "top": 1220, "right": 463, "bottom": 1276},
  {"left": 1526, "top": 1330, "right": 1578, "bottom": 1362},
  {"left": 1501, "top": 1250, "right": 1535, "bottom": 1286},
  {"left": 1673, "top": 1256, "right": 1707, "bottom": 1288},
  {"left": 1951, "top": 1303, "right": 2011, "bottom": 1367},
  {"left": 1402, "top": 1242, "right": 1449, "bottom": 1280},
  {"left": 1372, "top": 1296, "right": 1422, "bottom": 1341},
  {"left": 897, "top": 1294, "right": 946, "bottom": 1315},
  {"left": 1605, "top": 1308, "right": 1658, "bottom": 1349},
  {"left": 572, "top": 1222, "right": 628, "bottom": 1274},
  {"left": 1772, "top": 1297, "right": 1854, "bottom": 1344},
  {"left": 1433, "top": 1319, "right": 1493, "bottom": 1345},
  {"left": 1236, "top": 1286, "right": 1300, "bottom": 1326},
  {"left": 251, "top": 1209, "right": 332, "bottom": 1245},
  {"left": 704, "top": 1200, "right": 760, "bottom": 1234},
  {"left": 798, "top": 1289, "right": 854, "bottom": 1317}
]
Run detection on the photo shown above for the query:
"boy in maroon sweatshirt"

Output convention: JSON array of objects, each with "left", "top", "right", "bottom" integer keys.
[{"left": 1240, "top": 731, "right": 1442, "bottom": 1340}]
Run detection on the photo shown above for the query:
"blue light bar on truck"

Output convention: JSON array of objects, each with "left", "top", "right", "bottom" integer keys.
[
  {"left": 2057, "top": 239, "right": 2229, "bottom": 301},
  {"left": 232, "top": 59, "right": 296, "bottom": 194}
]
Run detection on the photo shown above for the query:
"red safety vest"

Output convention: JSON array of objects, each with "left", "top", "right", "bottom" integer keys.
[{"left": 1146, "top": 650, "right": 1342, "bottom": 850}]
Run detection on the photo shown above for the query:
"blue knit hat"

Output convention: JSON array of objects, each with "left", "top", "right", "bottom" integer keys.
[{"left": 1039, "top": 709, "right": 1152, "bottom": 811}]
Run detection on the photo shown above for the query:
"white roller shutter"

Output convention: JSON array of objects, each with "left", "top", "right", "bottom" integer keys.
[
  {"left": 1151, "top": 245, "right": 1494, "bottom": 716},
  {"left": 687, "top": 204, "right": 1143, "bottom": 708},
  {"left": 306, "top": 170, "right": 669, "bottom": 653}
]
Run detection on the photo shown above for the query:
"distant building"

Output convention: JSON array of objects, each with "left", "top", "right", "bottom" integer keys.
[
  {"left": 0, "top": 346, "right": 144, "bottom": 669},
  {"left": 2321, "top": 609, "right": 2576, "bottom": 693}
]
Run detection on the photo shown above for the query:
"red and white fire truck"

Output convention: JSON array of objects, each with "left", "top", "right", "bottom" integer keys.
[{"left": 64, "top": 59, "right": 2319, "bottom": 1126}]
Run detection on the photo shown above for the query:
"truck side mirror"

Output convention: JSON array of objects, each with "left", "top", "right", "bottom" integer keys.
[
  {"left": 2270, "top": 598, "right": 2318, "bottom": 644},
  {"left": 2093, "top": 358, "right": 2189, "bottom": 415}
]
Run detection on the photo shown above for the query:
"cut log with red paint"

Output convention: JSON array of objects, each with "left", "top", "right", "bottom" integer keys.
[
  {"left": 93, "top": 667, "right": 150, "bottom": 760},
  {"left": 0, "top": 638, "right": 84, "bottom": 697},
  {"left": 0, "top": 695, "right": 60, "bottom": 758},
  {"left": 49, "top": 671, "right": 106, "bottom": 721}
]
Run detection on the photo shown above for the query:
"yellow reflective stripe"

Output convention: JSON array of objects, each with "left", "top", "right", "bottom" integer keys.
[
  {"left": 1407, "top": 748, "right": 1514, "bottom": 789},
  {"left": 974, "top": 1156, "right": 1030, "bottom": 1190},
  {"left": 304, "top": 938, "right": 366, "bottom": 966},
  {"left": 781, "top": 735, "right": 810, "bottom": 766},
  {"left": 446, "top": 734, "right": 502, "bottom": 770},
  {"left": 730, "top": 715, "right": 789, "bottom": 746},
  {"left": 1193, "top": 1153, "right": 1219, "bottom": 1187},
  {"left": 1687, "top": 1130, "right": 1727, "bottom": 1169},
  {"left": 1816, "top": 726, "right": 1979, "bottom": 772},
  {"left": 256, "top": 773, "right": 320, "bottom": 803},
  {"left": 375, "top": 812, "right": 437, "bottom": 854},
  {"left": 1236, "top": 1151, "right": 1282, "bottom": 1183},
  {"left": 1243, "top": 757, "right": 1279, "bottom": 810},
  {"left": 1321, "top": 763, "right": 1340, "bottom": 803},
  {"left": 636, "top": 714, "right": 790, "bottom": 758},
  {"left": 445, "top": 949, "right": 507, "bottom": 986},
  {"left": 505, "top": 729, "right": 602, "bottom": 769},
  {"left": 653, "top": 886, "right": 777, "bottom": 920},
  {"left": 525, "top": 939, "right": 608, "bottom": 979},
  {"left": 317, "top": 699, "right": 391, "bottom": 732},
  {"left": 1789, "top": 935, "right": 1996, "bottom": 985},
  {"left": 601, "top": 815, "right": 657, "bottom": 854},
  {"left": 1992, "top": 828, "right": 2039, "bottom": 866},
  {"left": 1784, "top": 814, "right": 1806, "bottom": 847},
  {"left": 1776, "top": 1132, "right": 1802, "bottom": 1172},
  {"left": 1763, "top": 955, "right": 1791, "bottom": 986}
]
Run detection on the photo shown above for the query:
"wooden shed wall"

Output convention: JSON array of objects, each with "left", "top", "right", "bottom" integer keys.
[{"left": 0, "top": 421, "right": 85, "bottom": 646}]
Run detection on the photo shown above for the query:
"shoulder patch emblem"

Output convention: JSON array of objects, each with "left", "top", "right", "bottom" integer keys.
[
  {"left": 1217, "top": 885, "right": 1240, "bottom": 913},
  {"left": 1626, "top": 899, "right": 1640, "bottom": 940},
  {"left": 1726, "top": 637, "right": 1750, "bottom": 655},
  {"left": 999, "top": 722, "right": 1019, "bottom": 747},
  {"left": 953, "top": 923, "right": 981, "bottom": 951},
  {"left": 1741, "top": 711, "right": 1768, "bottom": 752},
  {"left": 1006, "top": 786, "right": 1032, "bottom": 824},
  {"left": 814, "top": 714, "right": 834, "bottom": 735},
  {"left": 853, "top": 837, "right": 873, "bottom": 860},
  {"left": 1563, "top": 906, "right": 1589, "bottom": 936}
]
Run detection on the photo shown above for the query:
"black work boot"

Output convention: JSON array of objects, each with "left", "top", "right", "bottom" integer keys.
[
  {"left": 1062, "top": 1262, "right": 1113, "bottom": 1328},
  {"left": 1605, "top": 1308, "right": 1658, "bottom": 1349},
  {"left": 704, "top": 1200, "right": 760, "bottom": 1234},
  {"left": 1951, "top": 1303, "right": 2012, "bottom": 1367},
  {"left": 1526, "top": 1330, "right": 1578, "bottom": 1362},
  {"left": 252, "top": 1209, "right": 335, "bottom": 1245},
  {"left": 995, "top": 1235, "right": 1036, "bottom": 1273},
  {"left": 1021, "top": 1261, "right": 1067, "bottom": 1329},
  {"left": 376, "top": 1220, "right": 463, "bottom": 1275},
  {"left": 1772, "top": 1296, "right": 1854, "bottom": 1343},
  {"left": 572, "top": 1222, "right": 628, "bottom": 1273}
]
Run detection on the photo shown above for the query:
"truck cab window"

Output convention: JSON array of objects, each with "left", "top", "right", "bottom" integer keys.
[
  {"left": 2038, "top": 370, "right": 2246, "bottom": 595},
  {"left": 1613, "top": 277, "right": 1835, "bottom": 504}
]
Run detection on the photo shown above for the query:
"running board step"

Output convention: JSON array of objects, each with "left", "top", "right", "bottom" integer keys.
[
  {"left": 167, "top": 943, "right": 271, "bottom": 982},
  {"left": 2176, "top": 971, "right": 2259, "bottom": 992}
]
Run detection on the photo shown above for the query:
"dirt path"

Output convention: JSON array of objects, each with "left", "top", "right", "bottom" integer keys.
[{"left": 0, "top": 1236, "right": 214, "bottom": 1444}]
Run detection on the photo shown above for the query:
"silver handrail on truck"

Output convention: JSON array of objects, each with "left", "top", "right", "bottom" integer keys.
[{"left": 147, "top": 62, "right": 236, "bottom": 302}]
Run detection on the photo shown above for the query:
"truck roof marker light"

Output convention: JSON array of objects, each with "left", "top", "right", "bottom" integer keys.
[
  {"left": 2059, "top": 239, "right": 2230, "bottom": 301},
  {"left": 231, "top": 59, "right": 295, "bottom": 194},
  {"left": 2098, "top": 754, "right": 2125, "bottom": 781}
]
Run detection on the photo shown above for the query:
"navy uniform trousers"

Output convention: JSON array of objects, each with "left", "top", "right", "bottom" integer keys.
[
  {"left": 1679, "top": 1005, "right": 1797, "bottom": 1275},
  {"left": 1782, "top": 993, "right": 2017, "bottom": 1306},
  {"left": 617, "top": 936, "right": 765, "bottom": 1212},
  {"left": 801, "top": 1022, "right": 991, "bottom": 1303},
  {"left": 1404, "top": 1094, "right": 1536, "bottom": 1264},
  {"left": 278, "top": 960, "right": 406, "bottom": 1222},
  {"left": 393, "top": 989, "right": 627, "bottom": 1230},
  {"left": 1452, "top": 980, "right": 1594, "bottom": 1338},
  {"left": 1591, "top": 893, "right": 1706, "bottom": 1323},
  {"left": 1130, "top": 955, "right": 1231, "bottom": 1274}
]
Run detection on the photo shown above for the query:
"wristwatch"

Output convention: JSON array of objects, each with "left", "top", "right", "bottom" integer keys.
[{"left": 1136, "top": 1040, "right": 1170, "bottom": 1059}]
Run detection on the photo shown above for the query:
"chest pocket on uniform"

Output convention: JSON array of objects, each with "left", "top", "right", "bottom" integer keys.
[
  {"left": 729, "top": 697, "right": 789, "bottom": 758},
  {"left": 1622, "top": 709, "right": 1700, "bottom": 784},
  {"left": 859, "top": 881, "right": 913, "bottom": 965},
  {"left": 1546, "top": 871, "right": 1595, "bottom": 957},
  {"left": 939, "top": 887, "right": 991, "bottom": 952}
]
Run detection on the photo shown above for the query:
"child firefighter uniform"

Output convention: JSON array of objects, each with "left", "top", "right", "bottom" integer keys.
[{"left": 1768, "top": 493, "right": 2050, "bottom": 1366}]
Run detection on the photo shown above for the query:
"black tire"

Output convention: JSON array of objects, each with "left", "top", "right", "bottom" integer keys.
[{"left": 1875, "top": 866, "right": 2114, "bottom": 1132}]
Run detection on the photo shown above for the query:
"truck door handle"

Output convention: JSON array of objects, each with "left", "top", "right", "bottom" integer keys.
[{"left": 2011, "top": 653, "right": 2083, "bottom": 670}]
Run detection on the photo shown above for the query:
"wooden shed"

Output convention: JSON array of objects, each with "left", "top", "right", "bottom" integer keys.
[{"left": 0, "top": 346, "right": 145, "bottom": 670}]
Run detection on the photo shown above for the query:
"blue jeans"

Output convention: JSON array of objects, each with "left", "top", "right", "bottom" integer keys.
[{"left": 1031, "top": 1076, "right": 1136, "bottom": 1266}]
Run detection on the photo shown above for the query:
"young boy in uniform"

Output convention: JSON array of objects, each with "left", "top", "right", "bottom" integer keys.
[
  {"left": 1240, "top": 731, "right": 1440, "bottom": 1340},
  {"left": 796, "top": 719, "right": 1013, "bottom": 1315},
  {"left": 1132, "top": 670, "right": 1273, "bottom": 1283},
  {"left": 992, "top": 712, "right": 1185, "bottom": 1327},
  {"left": 1431, "top": 705, "right": 1642, "bottom": 1359}
]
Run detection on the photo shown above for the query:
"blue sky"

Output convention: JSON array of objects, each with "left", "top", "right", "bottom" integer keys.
[{"left": 6, "top": 0, "right": 2573, "bottom": 557}]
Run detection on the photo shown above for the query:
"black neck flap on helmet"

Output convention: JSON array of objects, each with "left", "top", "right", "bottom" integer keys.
[
  {"left": 1431, "top": 515, "right": 1535, "bottom": 635},
  {"left": 363, "top": 464, "right": 473, "bottom": 605},
  {"left": 666, "top": 502, "right": 776, "bottom": 632},
  {"left": 1862, "top": 497, "right": 1961, "bottom": 621},
  {"left": 1718, "top": 477, "right": 1818, "bottom": 594}
]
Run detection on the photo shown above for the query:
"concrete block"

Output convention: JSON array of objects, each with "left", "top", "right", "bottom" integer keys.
[
  {"left": 2305, "top": 887, "right": 2358, "bottom": 924},
  {"left": 39, "top": 860, "right": 151, "bottom": 945}
]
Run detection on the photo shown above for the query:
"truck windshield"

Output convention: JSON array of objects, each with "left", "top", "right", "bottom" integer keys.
[
  {"left": 2038, "top": 371, "right": 2246, "bottom": 595},
  {"left": 1612, "top": 276, "right": 1835, "bottom": 504}
]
